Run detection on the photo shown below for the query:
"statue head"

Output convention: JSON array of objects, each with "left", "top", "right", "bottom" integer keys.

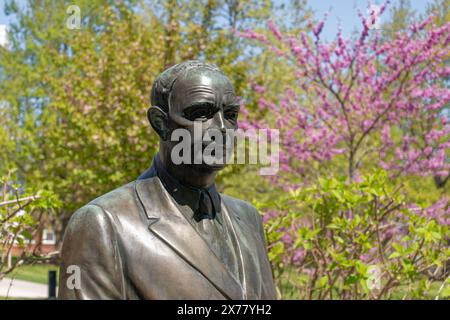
[{"left": 148, "top": 60, "right": 240, "bottom": 187}]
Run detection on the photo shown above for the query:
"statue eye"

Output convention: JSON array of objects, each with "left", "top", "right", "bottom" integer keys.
[
  {"left": 225, "top": 111, "right": 237, "bottom": 121},
  {"left": 224, "top": 106, "right": 239, "bottom": 123},
  {"left": 184, "top": 103, "right": 217, "bottom": 121}
]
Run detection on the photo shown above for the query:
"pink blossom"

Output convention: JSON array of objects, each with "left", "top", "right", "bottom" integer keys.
[{"left": 238, "top": 11, "right": 449, "bottom": 186}]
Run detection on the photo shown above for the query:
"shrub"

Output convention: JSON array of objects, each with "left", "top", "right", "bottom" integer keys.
[
  {"left": 0, "top": 169, "right": 61, "bottom": 280},
  {"left": 259, "top": 170, "right": 450, "bottom": 299}
]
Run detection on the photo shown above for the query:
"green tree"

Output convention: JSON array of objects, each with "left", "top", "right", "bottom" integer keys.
[
  {"left": 381, "top": 0, "right": 416, "bottom": 39},
  {"left": 0, "top": 169, "right": 61, "bottom": 280},
  {"left": 1, "top": 0, "right": 165, "bottom": 235},
  {"left": 0, "top": 0, "right": 312, "bottom": 237}
]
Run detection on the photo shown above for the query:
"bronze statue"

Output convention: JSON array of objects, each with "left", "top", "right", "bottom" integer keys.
[{"left": 58, "top": 61, "right": 276, "bottom": 300}]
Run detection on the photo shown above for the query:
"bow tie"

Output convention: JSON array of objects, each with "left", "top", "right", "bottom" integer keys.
[{"left": 194, "top": 189, "right": 216, "bottom": 222}]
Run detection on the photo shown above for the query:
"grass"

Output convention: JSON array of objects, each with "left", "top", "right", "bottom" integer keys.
[{"left": 5, "top": 263, "right": 58, "bottom": 285}]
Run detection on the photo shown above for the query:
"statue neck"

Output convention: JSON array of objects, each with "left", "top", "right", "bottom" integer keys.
[{"left": 159, "top": 149, "right": 217, "bottom": 189}]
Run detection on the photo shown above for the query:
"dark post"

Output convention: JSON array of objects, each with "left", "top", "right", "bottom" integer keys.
[{"left": 48, "top": 270, "right": 57, "bottom": 299}]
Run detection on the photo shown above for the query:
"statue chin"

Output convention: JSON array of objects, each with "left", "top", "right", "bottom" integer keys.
[
  {"left": 193, "top": 160, "right": 227, "bottom": 172},
  {"left": 192, "top": 143, "right": 231, "bottom": 171},
  {"left": 204, "top": 161, "right": 227, "bottom": 170}
]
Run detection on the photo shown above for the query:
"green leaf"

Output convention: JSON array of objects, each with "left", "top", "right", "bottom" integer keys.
[
  {"left": 439, "top": 287, "right": 450, "bottom": 298},
  {"left": 344, "top": 274, "right": 359, "bottom": 285},
  {"left": 388, "top": 252, "right": 401, "bottom": 259}
]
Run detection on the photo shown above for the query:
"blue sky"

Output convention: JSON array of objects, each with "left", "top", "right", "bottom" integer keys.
[
  {"left": 304, "top": 0, "right": 434, "bottom": 40},
  {"left": 0, "top": 0, "right": 17, "bottom": 25},
  {"left": 0, "top": 0, "right": 437, "bottom": 42}
]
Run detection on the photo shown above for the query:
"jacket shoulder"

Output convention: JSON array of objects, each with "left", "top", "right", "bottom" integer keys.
[
  {"left": 221, "top": 194, "right": 261, "bottom": 223},
  {"left": 88, "top": 181, "right": 136, "bottom": 208},
  {"left": 72, "top": 180, "right": 144, "bottom": 228},
  {"left": 221, "top": 193, "right": 267, "bottom": 243},
  {"left": 220, "top": 194, "right": 257, "bottom": 212}
]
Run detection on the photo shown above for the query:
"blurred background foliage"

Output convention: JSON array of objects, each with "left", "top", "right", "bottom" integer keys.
[
  {"left": 0, "top": 0, "right": 448, "bottom": 299},
  {"left": 0, "top": 0, "right": 312, "bottom": 235}
]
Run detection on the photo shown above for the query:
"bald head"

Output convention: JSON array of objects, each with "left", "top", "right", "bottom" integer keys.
[{"left": 151, "top": 60, "right": 230, "bottom": 113}]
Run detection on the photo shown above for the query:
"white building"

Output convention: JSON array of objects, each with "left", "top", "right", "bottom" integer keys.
[{"left": 0, "top": 24, "right": 8, "bottom": 47}]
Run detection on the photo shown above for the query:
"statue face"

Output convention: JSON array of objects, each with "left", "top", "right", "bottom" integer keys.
[{"left": 166, "top": 68, "right": 240, "bottom": 170}]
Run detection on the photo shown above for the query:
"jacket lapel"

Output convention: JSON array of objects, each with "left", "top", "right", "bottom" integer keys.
[{"left": 135, "top": 177, "right": 244, "bottom": 300}]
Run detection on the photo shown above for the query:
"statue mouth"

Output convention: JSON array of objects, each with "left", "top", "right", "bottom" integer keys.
[{"left": 198, "top": 142, "right": 229, "bottom": 169}]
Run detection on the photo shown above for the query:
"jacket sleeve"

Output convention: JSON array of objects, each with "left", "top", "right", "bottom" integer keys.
[
  {"left": 58, "top": 204, "right": 125, "bottom": 300},
  {"left": 251, "top": 205, "right": 278, "bottom": 300},
  {"left": 251, "top": 205, "right": 268, "bottom": 247}
]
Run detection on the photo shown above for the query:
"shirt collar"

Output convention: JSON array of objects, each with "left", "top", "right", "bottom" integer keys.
[{"left": 140, "top": 154, "right": 222, "bottom": 223}]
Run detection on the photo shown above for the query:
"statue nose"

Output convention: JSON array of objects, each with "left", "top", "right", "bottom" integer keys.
[{"left": 214, "top": 111, "right": 226, "bottom": 132}]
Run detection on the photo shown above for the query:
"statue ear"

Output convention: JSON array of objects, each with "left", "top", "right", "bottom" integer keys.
[{"left": 148, "top": 106, "right": 169, "bottom": 141}]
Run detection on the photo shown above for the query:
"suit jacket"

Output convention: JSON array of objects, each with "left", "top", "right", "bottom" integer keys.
[{"left": 58, "top": 175, "right": 276, "bottom": 299}]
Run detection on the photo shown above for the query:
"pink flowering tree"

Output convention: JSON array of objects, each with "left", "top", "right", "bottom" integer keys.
[
  {"left": 237, "top": 4, "right": 450, "bottom": 299},
  {"left": 238, "top": 5, "right": 449, "bottom": 186}
]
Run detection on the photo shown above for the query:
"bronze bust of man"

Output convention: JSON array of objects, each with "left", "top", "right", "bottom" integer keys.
[{"left": 58, "top": 60, "right": 276, "bottom": 300}]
